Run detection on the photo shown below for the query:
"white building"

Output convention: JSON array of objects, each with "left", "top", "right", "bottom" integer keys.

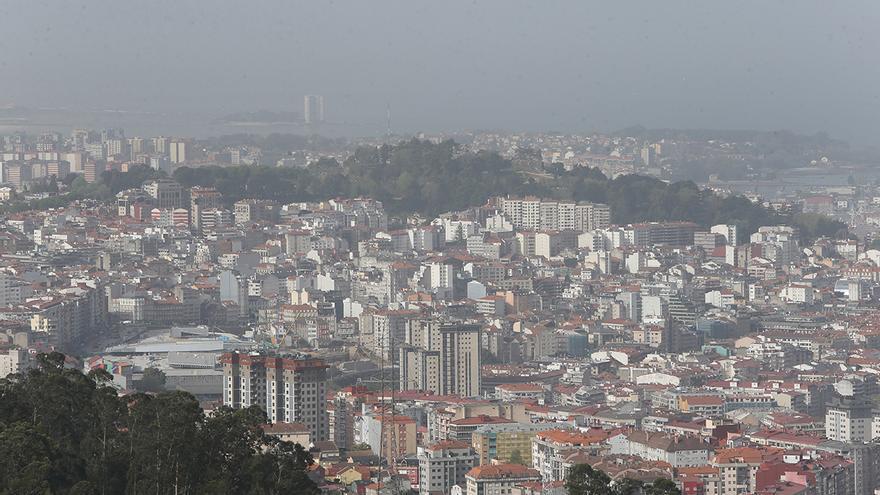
[
  {"left": 0, "top": 348, "right": 31, "bottom": 379},
  {"left": 710, "top": 224, "right": 738, "bottom": 246},
  {"left": 704, "top": 289, "right": 735, "bottom": 308},
  {"left": 825, "top": 398, "right": 873, "bottom": 443},
  {"left": 606, "top": 431, "right": 710, "bottom": 467},
  {"left": 498, "top": 197, "right": 610, "bottom": 232},
  {"left": 418, "top": 441, "right": 478, "bottom": 494},
  {"left": 465, "top": 463, "right": 540, "bottom": 495},
  {"left": 780, "top": 284, "right": 814, "bottom": 305}
]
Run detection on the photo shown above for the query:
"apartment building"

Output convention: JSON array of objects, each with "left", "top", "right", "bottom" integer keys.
[
  {"left": 472, "top": 422, "right": 549, "bottom": 466},
  {"left": 398, "top": 322, "right": 482, "bottom": 397},
  {"left": 418, "top": 441, "right": 478, "bottom": 494},
  {"left": 826, "top": 397, "right": 873, "bottom": 443},
  {"left": 221, "top": 352, "right": 329, "bottom": 442},
  {"left": 465, "top": 463, "right": 540, "bottom": 495},
  {"left": 531, "top": 429, "right": 609, "bottom": 482},
  {"left": 498, "top": 197, "right": 610, "bottom": 232}
]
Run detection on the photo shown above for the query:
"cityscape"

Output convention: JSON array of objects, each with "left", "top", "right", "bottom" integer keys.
[{"left": 2, "top": 2, "right": 880, "bottom": 495}]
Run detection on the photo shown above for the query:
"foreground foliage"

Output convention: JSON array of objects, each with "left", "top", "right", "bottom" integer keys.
[{"left": 0, "top": 352, "right": 319, "bottom": 495}]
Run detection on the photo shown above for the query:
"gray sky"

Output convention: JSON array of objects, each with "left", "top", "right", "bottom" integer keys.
[{"left": 1, "top": 0, "right": 878, "bottom": 142}]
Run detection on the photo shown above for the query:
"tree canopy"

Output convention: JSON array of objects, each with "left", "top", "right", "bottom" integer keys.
[
  {"left": 565, "top": 463, "right": 681, "bottom": 495},
  {"left": 0, "top": 352, "right": 319, "bottom": 495}
]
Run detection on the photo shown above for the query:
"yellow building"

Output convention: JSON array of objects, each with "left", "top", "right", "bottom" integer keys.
[{"left": 471, "top": 423, "right": 548, "bottom": 465}]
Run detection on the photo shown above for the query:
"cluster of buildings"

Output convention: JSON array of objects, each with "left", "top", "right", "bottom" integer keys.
[
  {"left": 7, "top": 129, "right": 880, "bottom": 494},
  {"left": 0, "top": 129, "right": 191, "bottom": 190},
  {"left": 0, "top": 127, "right": 328, "bottom": 202}
]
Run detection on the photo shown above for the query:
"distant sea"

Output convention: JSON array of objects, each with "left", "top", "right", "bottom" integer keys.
[
  {"left": 706, "top": 167, "right": 880, "bottom": 199},
  {"left": 0, "top": 107, "right": 379, "bottom": 139}
]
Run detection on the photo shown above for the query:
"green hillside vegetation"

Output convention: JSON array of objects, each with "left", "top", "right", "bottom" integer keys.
[{"left": 172, "top": 138, "right": 845, "bottom": 240}]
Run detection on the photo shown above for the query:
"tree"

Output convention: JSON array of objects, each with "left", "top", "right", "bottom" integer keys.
[
  {"left": 645, "top": 478, "right": 681, "bottom": 495},
  {"left": 0, "top": 353, "right": 319, "bottom": 494},
  {"left": 614, "top": 478, "right": 645, "bottom": 495},
  {"left": 565, "top": 464, "right": 680, "bottom": 495},
  {"left": 136, "top": 368, "right": 166, "bottom": 393},
  {"left": 565, "top": 464, "right": 611, "bottom": 495}
]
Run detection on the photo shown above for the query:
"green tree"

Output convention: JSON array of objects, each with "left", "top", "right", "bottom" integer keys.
[
  {"left": 136, "top": 368, "right": 166, "bottom": 394},
  {"left": 645, "top": 478, "right": 682, "bottom": 495},
  {"left": 0, "top": 353, "right": 319, "bottom": 494},
  {"left": 565, "top": 464, "right": 611, "bottom": 495},
  {"left": 565, "top": 464, "right": 680, "bottom": 495}
]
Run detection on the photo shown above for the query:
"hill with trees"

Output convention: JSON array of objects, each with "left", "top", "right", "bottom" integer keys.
[
  {"left": 0, "top": 139, "right": 846, "bottom": 241},
  {"left": 172, "top": 138, "right": 845, "bottom": 240},
  {"left": 0, "top": 353, "right": 318, "bottom": 495}
]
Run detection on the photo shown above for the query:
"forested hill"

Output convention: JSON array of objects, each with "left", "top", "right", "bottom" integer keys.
[
  {"left": 0, "top": 353, "right": 319, "bottom": 494},
  {"left": 173, "top": 138, "right": 845, "bottom": 240}
]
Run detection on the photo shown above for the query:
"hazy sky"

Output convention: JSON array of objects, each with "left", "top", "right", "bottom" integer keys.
[{"left": 1, "top": 0, "right": 878, "bottom": 141}]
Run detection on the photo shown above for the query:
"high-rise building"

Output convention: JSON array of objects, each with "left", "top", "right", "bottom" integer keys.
[
  {"left": 358, "top": 412, "right": 418, "bottom": 462},
  {"left": 399, "top": 321, "right": 481, "bottom": 397},
  {"left": 45, "top": 161, "right": 70, "bottom": 180},
  {"left": 83, "top": 161, "right": 106, "bottom": 183},
  {"left": 128, "top": 137, "right": 145, "bottom": 159},
  {"left": 62, "top": 152, "right": 85, "bottom": 172},
  {"left": 190, "top": 186, "right": 222, "bottom": 232},
  {"left": 169, "top": 140, "right": 186, "bottom": 164},
  {"left": 399, "top": 346, "right": 441, "bottom": 393},
  {"left": 105, "top": 138, "right": 126, "bottom": 158},
  {"left": 330, "top": 392, "right": 364, "bottom": 450},
  {"left": 418, "top": 441, "right": 479, "bottom": 494},
  {"left": 304, "top": 95, "right": 325, "bottom": 125},
  {"left": 826, "top": 397, "right": 873, "bottom": 443},
  {"left": 71, "top": 129, "right": 89, "bottom": 150},
  {"left": 84, "top": 142, "right": 105, "bottom": 161},
  {"left": 0, "top": 162, "right": 31, "bottom": 188},
  {"left": 439, "top": 323, "right": 482, "bottom": 397},
  {"left": 221, "top": 352, "right": 329, "bottom": 443},
  {"left": 143, "top": 179, "right": 183, "bottom": 209},
  {"left": 711, "top": 224, "right": 738, "bottom": 247},
  {"left": 359, "top": 310, "right": 414, "bottom": 363},
  {"left": 152, "top": 136, "right": 169, "bottom": 155}
]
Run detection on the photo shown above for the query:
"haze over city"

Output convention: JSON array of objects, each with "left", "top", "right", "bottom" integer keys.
[
  {"left": 4, "top": 2, "right": 880, "bottom": 495},
  {"left": 1, "top": 0, "right": 878, "bottom": 141}
]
